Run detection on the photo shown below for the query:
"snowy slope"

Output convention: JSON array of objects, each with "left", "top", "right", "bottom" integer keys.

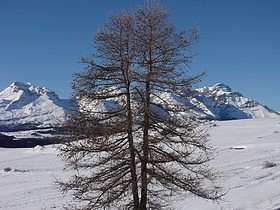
[
  {"left": 1, "top": 117, "right": 280, "bottom": 209},
  {"left": 178, "top": 117, "right": 280, "bottom": 210},
  {"left": 150, "top": 83, "right": 279, "bottom": 120},
  {"left": 0, "top": 82, "right": 71, "bottom": 131},
  {"left": 191, "top": 83, "right": 279, "bottom": 120}
]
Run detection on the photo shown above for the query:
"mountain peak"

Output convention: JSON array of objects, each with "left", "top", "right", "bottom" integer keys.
[
  {"left": 210, "top": 83, "right": 232, "bottom": 93},
  {"left": 197, "top": 83, "right": 232, "bottom": 97},
  {"left": 0, "top": 82, "right": 71, "bottom": 131},
  {"left": 10, "top": 81, "right": 30, "bottom": 88},
  {"left": 193, "top": 83, "right": 279, "bottom": 120},
  {"left": 8, "top": 81, "right": 54, "bottom": 96}
]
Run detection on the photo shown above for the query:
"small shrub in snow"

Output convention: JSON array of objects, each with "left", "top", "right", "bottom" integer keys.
[
  {"left": 4, "top": 167, "right": 12, "bottom": 172},
  {"left": 263, "top": 161, "right": 277, "bottom": 168},
  {"left": 212, "top": 123, "right": 218, "bottom": 127},
  {"left": 3, "top": 167, "right": 26, "bottom": 172}
]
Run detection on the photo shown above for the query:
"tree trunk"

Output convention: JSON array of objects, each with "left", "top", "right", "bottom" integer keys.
[
  {"left": 140, "top": 81, "right": 150, "bottom": 210},
  {"left": 126, "top": 89, "right": 140, "bottom": 209}
]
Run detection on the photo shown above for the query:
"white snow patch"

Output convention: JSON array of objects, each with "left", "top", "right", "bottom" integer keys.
[{"left": 0, "top": 117, "right": 280, "bottom": 209}]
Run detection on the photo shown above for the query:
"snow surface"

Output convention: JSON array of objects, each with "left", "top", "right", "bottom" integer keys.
[{"left": 1, "top": 117, "right": 280, "bottom": 209}]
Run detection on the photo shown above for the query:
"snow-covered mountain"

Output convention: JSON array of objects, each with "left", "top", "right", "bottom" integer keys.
[
  {"left": 0, "top": 82, "right": 278, "bottom": 131},
  {"left": 0, "top": 82, "right": 71, "bottom": 131},
  {"left": 191, "top": 83, "right": 279, "bottom": 120}
]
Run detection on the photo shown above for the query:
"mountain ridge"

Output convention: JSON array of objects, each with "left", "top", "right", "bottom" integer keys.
[
  {"left": 0, "top": 82, "right": 71, "bottom": 131},
  {"left": 0, "top": 82, "right": 278, "bottom": 131},
  {"left": 191, "top": 83, "right": 279, "bottom": 120}
]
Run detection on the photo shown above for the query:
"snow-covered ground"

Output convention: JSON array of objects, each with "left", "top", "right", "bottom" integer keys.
[
  {"left": 179, "top": 117, "right": 280, "bottom": 210},
  {"left": 1, "top": 117, "right": 280, "bottom": 210}
]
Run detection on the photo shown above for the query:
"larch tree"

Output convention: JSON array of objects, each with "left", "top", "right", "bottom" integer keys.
[{"left": 57, "top": 2, "right": 223, "bottom": 210}]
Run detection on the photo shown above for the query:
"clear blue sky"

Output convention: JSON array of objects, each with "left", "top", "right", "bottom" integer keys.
[{"left": 1, "top": 0, "right": 280, "bottom": 111}]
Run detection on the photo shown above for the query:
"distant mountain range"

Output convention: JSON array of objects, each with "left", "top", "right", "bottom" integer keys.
[
  {"left": 192, "top": 83, "right": 279, "bottom": 120},
  {"left": 0, "top": 82, "right": 279, "bottom": 132},
  {"left": 0, "top": 82, "right": 71, "bottom": 131}
]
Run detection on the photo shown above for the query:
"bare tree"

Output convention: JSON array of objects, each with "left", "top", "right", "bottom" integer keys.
[{"left": 58, "top": 2, "right": 223, "bottom": 210}]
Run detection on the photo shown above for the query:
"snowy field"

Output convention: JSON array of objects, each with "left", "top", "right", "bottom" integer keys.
[{"left": 1, "top": 117, "right": 280, "bottom": 210}]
